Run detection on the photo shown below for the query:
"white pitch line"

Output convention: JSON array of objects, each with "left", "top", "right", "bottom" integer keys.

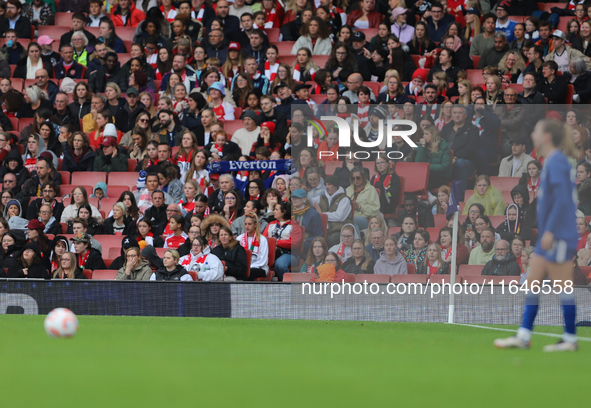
[{"left": 449, "top": 322, "right": 591, "bottom": 342}]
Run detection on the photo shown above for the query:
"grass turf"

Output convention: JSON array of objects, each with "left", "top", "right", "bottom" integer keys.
[{"left": 0, "top": 316, "right": 589, "bottom": 407}]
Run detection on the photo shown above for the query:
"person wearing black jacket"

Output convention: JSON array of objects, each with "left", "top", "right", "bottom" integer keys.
[
  {"left": 180, "top": 92, "right": 206, "bottom": 144},
  {"left": 2, "top": 242, "right": 50, "bottom": 279},
  {"left": 0, "top": 150, "right": 29, "bottom": 195},
  {"left": 108, "top": 235, "right": 140, "bottom": 271},
  {"left": 103, "top": 202, "right": 138, "bottom": 236},
  {"left": 208, "top": 175, "right": 244, "bottom": 213},
  {"left": 481, "top": 240, "right": 521, "bottom": 276},
  {"left": 350, "top": 31, "right": 374, "bottom": 81},
  {"left": 88, "top": 52, "right": 128, "bottom": 94},
  {"left": 258, "top": 95, "right": 289, "bottom": 144},
  {"left": 564, "top": 58, "right": 591, "bottom": 104},
  {"left": 60, "top": 12, "right": 97, "bottom": 47},
  {"left": 206, "top": 1, "right": 240, "bottom": 42},
  {"left": 472, "top": 98, "right": 502, "bottom": 176},
  {"left": 0, "top": 230, "right": 26, "bottom": 267},
  {"left": 151, "top": 249, "right": 192, "bottom": 281},
  {"left": 54, "top": 45, "right": 86, "bottom": 80},
  {"left": 535, "top": 60, "right": 569, "bottom": 105},
  {"left": 26, "top": 181, "right": 64, "bottom": 221},
  {"left": 397, "top": 194, "right": 435, "bottom": 228},
  {"left": 211, "top": 227, "right": 248, "bottom": 281},
  {"left": 0, "top": 0, "right": 32, "bottom": 40},
  {"left": 440, "top": 105, "right": 480, "bottom": 198},
  {"left": 71, "top": 232, "right": 106, "bottom": 271},
  {"left": 61, "top": 133, "right": 97, "bottom": 173},
  {"left": 517, "top": 73, "right": 547, "bottom": 130},
  {"left": 143, "top": 190, "right": 168, "bottom": 235}
]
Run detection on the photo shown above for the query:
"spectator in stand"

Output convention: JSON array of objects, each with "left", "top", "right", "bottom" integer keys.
[
  {"left": 52, "top": 251, "right": 87, "bottom": 279},
  {"left": 98, "top": 19, "right": 126, "bottom": 54},
  {"left": 499, "top": 136, "right": 534, "bottom": 177},
  {"left": 14, "top": 45, "right": 55, "bottom": 80},
  {"left": 468, "top": 227, "right": 496, "bottom": 265},
  {"left": 89, "top": 53, "right": 128, "bottom": 94},
  {"left": 61, "top": 131, "right": 96, "bottom": 173},
  {"left": 60, "top": 12, "right": 96, "bottom": 48},
  {"left": 567, "top": 58, "right": 591, "bottom": 104},
  {"left": 2, "top": 242, "right": 49, "bottom": 279},
  {"left": 438, "top": 226, "right": 470, "bottom": 266},
  {"left": 397, "top": 194, "right": 435, "bottom": 229},
  {"left": 178, "top": 236, "right": 224, "bottom": 281},
  {"left": 496, "top": 204, "right": 533, "bottom": 242},
  {"left": 346, "top": 0, "right": 384, "bottom": 28},
  {"left": 0, "top": 30, "right": 26, "bottom": 66},
  {"left": 115, "top": 247, "right": 152, "bottom": 280},
  {"left": 314, "top": 175, "right": 353, "bottom": 248},
  {"left": 535, "top": 21, "right": 554, "bottom": 57},
  {"left": 151, "top": 249, "right": 192, "bottom": 281},
  {"left": 470, "top": 12, "right": 496, "bottom": 56},
  {"left": 440, "top": 105, "right": 480, "bottom": 199},
  {"left": 23, "top": 0, "right": 54, "bottom": 35},
  {"left": 463, "top": 175, "right": 507, "bottom": 216},
  {"left": 415, "top": 124, "right": 452, "bottom": 190},
  {"left": 291, "top": 17, "right": 332, "bottom": 55},
  {"left": 71, "top": 232, "right": 106, "bottom": 271},
  {"left": 344, "top": 167, "right": 380, "bottom": 233},
  {"left": 536, "top": 60, "right": 569, "bottom": 105},
  {"left": 423, "top": 1, "right": 455, "bottom": 43},
  {"left": 478, "top": 32, "right": 510, "bottom": 69},
  {"left": 546, "top": 29, "right": 591, "bottom": 73},
  {"left": 61, "top": 185, "right": 101, "bottom": 223},
  {"left": 342, "top": 239, "right": 375, "bottom": 274},
  {"left": 27, "top": 181, "right": 64, "bottom": 221},
  {"left": 481, "top": 239, "right": 521, "bottom": 276},
  {"left": 54, "top": 44, "right": 85, "bottom": 80},
  {"left": 495, "top": 1, "right": 517, "bottom": 42},
  {"left": 111, "top": 0, "right": 146, "bottom": 27},
  {"left": 86, "top": 0, "right": 106, "bottom": 27},
  {"left": 212, "top": 227, "right": 248, "bottom": 281},
  {"left": 237, "top": 213, "right": 269, "bottom": 280},
  {"left": 374, "top": 236, "right": 408, "bottom": 276},
  {"left": 390, "top": 7, "right": 414, "bottom": 44},
  {"left": 0, "top": 0, "right": 32, "bottom": 40},
  {"left": 497, "top": 87, "right": 526, "bottom": 157},
  {"left": 103, "top": 202, "right": 138, "bottom": 236},
  {"left": 300, "top": 237, "right": 327, "bottom": 274},
  {"left": 94, "top": 137, "right": 129, "bottom": 173}
]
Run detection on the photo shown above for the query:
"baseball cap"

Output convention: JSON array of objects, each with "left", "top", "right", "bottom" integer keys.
[
  {"left": 71, "top": 232, "right": 90, "bottom": 244},
  {"left": 294, "top": 83, "right": 312, "bottom": 93},
  {"left": 228, "top": 42, "right": 241, "bottom": 51},
  {"left": 37, "top": 35, "right": 54, "bottom": 46},
  {"left": 352, "top": 31, "right": 365, "bottom": 42},
  {"left": 100, "top": 136, "right": 117, "bottom": 147},
  {"left": 273, "top": 82, "right": 291, "bottom": 94},
  {"left": 552, "top": 29, "right": 567, "bottom": 41},
  {"left": 292, "top": 189, "right": 307, "bottom": 198},
  {"left": 126, "top": 87, "right": 139, "bottom": 96}
]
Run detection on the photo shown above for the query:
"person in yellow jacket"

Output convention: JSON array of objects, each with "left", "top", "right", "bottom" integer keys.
[
  {"left": 345, "top": 167, "right": 381, "bottom": 233},
  {"left": 462, "top": 175, "right": 507, "bottom": 216}
]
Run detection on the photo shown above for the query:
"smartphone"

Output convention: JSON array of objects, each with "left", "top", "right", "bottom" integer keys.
[{"left": 466, "top": 224, "right": 472, "bottom": 233}]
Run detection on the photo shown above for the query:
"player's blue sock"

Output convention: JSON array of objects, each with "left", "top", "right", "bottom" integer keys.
[
  {"left": 518, "top": 293, "right": 539, "bottom": 341},
  {"left": 560, "top": 292, "right": 577, "bottom": 342}
]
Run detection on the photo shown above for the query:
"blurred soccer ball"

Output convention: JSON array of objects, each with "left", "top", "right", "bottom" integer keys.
[{"left": 44, "top": 308, "right": 78, "bottom": 338}]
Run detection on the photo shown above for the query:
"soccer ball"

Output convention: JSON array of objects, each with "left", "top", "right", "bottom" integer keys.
[{"left": 44, "top": 308, "right": 79, "bottom": 338}]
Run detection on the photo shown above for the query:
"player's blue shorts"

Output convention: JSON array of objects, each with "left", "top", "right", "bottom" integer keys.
[{"left": 534, "top": 239, "right": 577, "bottom": 263}]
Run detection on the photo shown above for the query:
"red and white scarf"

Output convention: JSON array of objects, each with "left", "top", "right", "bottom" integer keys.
[
  {"left": 147, "top": 52, "right": 158, "bottom": 68},
  {"left": 569, "top": 0, "right": 585, "bottom": 10},
  {"left": 435, "top": 117, "right": 450, "bottom": 131},
  {"left": 160, "top": 5, "right": 177, "bottom": 22},
  {"left": 528, "top": 177, "right": 539, "bottom": 194},
  {"left": 264, "top": 8, "right": 276, "bottom": 28},
  {"left": 357, "top": 102, "right": 370, "bottom": 125},
  {"left": 472, "top": 115, "right": 483, "bottom": 135},
  {"left": 179, "top": 199, "right": 195, "bottom": 213},
  {"left": 336, "top": 243, "right": 347, "bottom": 258},
  {"left": 181, "top": 252, "right": 207, "bottom": 266},
  {"left": 191, "top": 5, "right": 205, "bottom": 22},
  {"left": 240, "top": 233, "right": 260, "bottom": 255},
  {"left": 372, "top": 174, "right": 392, "bottom": 203},
  {"left": 293, "top": 65, "right": 315, "bottom": 82},
  {"left": 264, "top": 60, "right": 280, "bottom": 81},
  {"left": 421, "top": 102, "right": 437, "bottom": 119},
  {"left": 78, "top": 250, "right": 90, "bottom": 270}
]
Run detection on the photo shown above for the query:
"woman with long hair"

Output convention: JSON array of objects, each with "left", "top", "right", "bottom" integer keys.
[
  {"left": 185, "top": 148, "right": 211, "bottom": 188},
  {"left": 434, "top": 98, "right": 453, "bottom": 130},
  {"left": 456, "top": 79, "right": 472, "bottom": 105},
  {"left": 271, "top": 63, "right": 297, "bottom": 93},
  {"left": 221, "top": 190, "right": 243, "bottom": 225},
  {"left": 499, "top": 50, "right": 526, "bottom": 84},
  {"left": 369, "top": 156, "right": 400, "bottom": 217},
  {"left": 158, "top": 163, "right": 184, "bottom": 203},
  {"left": 325, "top": 42, "right": 358, "bottom": 82},
  {"left": 68, "top": 82, "right": 93, "bottom": 121},
  {"left": 374, "top": 236, "right": 408, "bottom": 275},
  {"left": 518, "top": 160, "right": 542, "bottom": 198},
  {"left": 232, "top": 73, "right": 254, "bottom": 109},
  {"left": 192, "top": 46, "right": 207, "bottom": 79},
  {"left": 264, "top": 45, "right": 280, "bottom": 82},
  {"left": 137, "top": 140, "right": 159, "bottom": 171},
  {"left": 201, "top": 214, "right": 231, "bottom": 249},
  {"left": 283, "top": 0, "right": 312, "bottom": 24},
  {"left": 291, "top": 47, "right": 320, "bottom": 82},
  {"left": 300, "top": 236, "right": 328, "bottom": 274},
  {"left": 50, "top": 236, "right": 69, "bottom": 276},
  {"left": 139, "top": 92, "right": 156, "bottom": 117},
  {"left": 179, "top": 180, "right": 201, "bottom": 213},
  {"left": 295, "top": 147, "right": 322, "bottom": 178},
  {"left": 438, "top": 226, "right": 470, "bottom": 265},
  {"left": 463, "top": 9, "right": 481, "bottom": 43},
  {"left": 61, "top": 186, "right": 101, "bottom": 223},
  {"left": 237, "top": 213, "right": 269, "bottom": 280},
  {"left": 155, "top": 47, "right": 173, "bottom": 80},
  {"left": 53, "top": 251, "right": 87, "bottom": 279},
  {"left": 292, "top": 17, "right": 332, "bottom": 55},
  {"left": 161, "top": 73, "right": 181, "bottom": 99},
  {"left": 337, "top": 25, "right": 353, "bottom": 46},
  {"left": 407, "top": 21, "right": 436, "bottom": 55},
  {"left": 211, "top": 227, "right": 248, "bottom": 281},
  {"left": 173, "top": 130, "right": 198, "bottom": 181},
  {"left": 38, "top": 121, "right": 61, "bottom": 157},
  {"left": 221, "top": 42, "right": 245, "bottom": 83},
  {"left": 433, "top": 185, "right": 451, "bottom": 215},
  {"left": 5, "top": 242, "right": 49, "bottom": 279},
  {"left": 262, "top": 201, "right": 294, "bottom": 281},
  {"left": 484, "top": 75, "right": 504, "bottom": 106},
  {"left": 14, "top": 42, "right": 54, "bottom": 79},
  {"left": 178, "top": 236, "right": 224, "bottom": 281},
  {"left": 403, "top": 229, "right": 430, "bottom": 267},
  {"left": 416, "top": 243, "right": 449, "bottom": 275},
  {"left": 127, "top": 127, "right": 149, "bottom": 162}
]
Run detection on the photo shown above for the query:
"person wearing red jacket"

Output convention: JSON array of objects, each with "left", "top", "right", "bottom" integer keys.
[
  {"left": 111, "top": 0, "right": 146, "bottom": 27},
  {"left": 346, "top": 0, "right": 384, "bottom": 29}
]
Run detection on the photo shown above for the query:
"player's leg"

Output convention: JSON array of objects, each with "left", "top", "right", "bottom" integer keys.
[
  {"left": 494, "top": 254, "right": 547, "bottom": 349},
  {"left": 543, "top": 262, "right": 577, "bottom": 352}
]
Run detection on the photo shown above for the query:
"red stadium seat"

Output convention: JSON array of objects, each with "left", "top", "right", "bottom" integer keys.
[
  {"left": 19, "top": 118, "right": 35, "bottom": 131},
  {"left": 489, "top": 176, "right": 519, "bottom": 192},
  {"left": 433, "top": 214, "right": 447, "bottom": 227},
  {"left": 71, "top": 171, "right": 107, "bottom": 186},
  {"left": 108, "top": 247, "right": 121, "bottom": 259},
  {"left": 188, "top": 271, "right": 197, "bottom": 281},
  {"left": 99, "top": 197, "right": 119, "bottom": 213},
  {"left": 92, "top": 270, "right": 117, "bottom": 280},
  {"left": 411, "top": 54, "right": 421, "bottom": 68},
  {"left": 358, "top": 28, "right": 379, "bottom": 40},
  {"left": 106, "top": 185, "right": 133, "bottom": 200},
  {"left": 361, "top": 161, "right": 376, "bottom": 179},
  {"left": 10, "top": 78, "right": 24, "bottom": 92},
  {"left": 127, "top": 159, "right": 138, "bottom": 172},
  {"left": 82, "top": 270, "right": 93, "bottom": 279},
  {"left": 280, "top": 55, "right": 297, "bottom": 67},
  {"left": 223, "top": 119, "right": 244, "bottom": 136},
  {"left": 265, "top": 28, "right": 280, "bottom": 42},
  {"left": 388, "top": 226, "right": 401, "bottom": 236},
  {"left": 10, "top": 64, "right": 15, "bottom": 76},
  {"left": 60, "top": 223, "right": 67, "bottom": 234},
  {"left": 488, "top": 215, "right": 506, "bottom": 229},
  {"left": 245, "top": 249, "right": 252, "bottom": 278},
  {"left": 581, "top": 266, "right": 591, "bottom": 278},
  {"left": 276, "top": 41, "right": 295, "bottom": 54},
  {"left": 396, "top": 162, "right": 430, "bottom": 197},
  {"left": 54, "top": 12, "right": 73, "bottom": 26},
  {"left": 8, "top": 117, "right": 18, "bottom": 132},
  {"left": 355, "top": 274, "right": 390, "bottom": 283},
  {"left": 540, "top": 3, "right": 563, "bottom": 12},
  {"left": 103, "top": 258, "right": 114, "bottom": 268},
  {"left": 310, "top": 94, "right": 327, "bottom": 104},
  {"left": 155, "top": 248, "right": 166, "bottom": 258},
  {"left": 94, "top": 235, "right": 125, "bottom": 252},
  {"left": 466, "top": 69, "right": 484, "bottom": 84},
  {"left": 557, "top": 16, "right": 570, "bottom": 32},
  {"left": 390, "top": 274, "right": 427, "bottom": 283},
  {"left": 313, "top": 55, "right": 330, "bottom": 69},
  {"left": 324, "top": 161, "right": 340, "bottom": 176},
  {"left": 107, "top": 172, "right": 138, "bottom": 189},
  {"left": 283, "top": 272, "right": 313, "bottom": 282},
  {"left": 117, "top": 27, "right": 136, "bottom": 42},
  {"left": 118, "top": 53, "right": 132, "bottom": 65},
  {"left": 38, "top": 25, "right": 70, "bottom": 39},
  {"left": 406, "top": 263, "right": 416, "bottom": 274},
  {"left": 363, "top": 81, "right": 380, "bottom": 97},
  {"left": 319, "top": 213, "right": 328, "bottom": 239},
  {"left": 57, "top": 171, "right": 71, "bottom": 185},
  {"left": 458, "top": 265, "right": 483, "bottom": 276}
]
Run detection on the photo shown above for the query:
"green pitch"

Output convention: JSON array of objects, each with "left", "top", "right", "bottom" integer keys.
[{"left": 1, "top": 316, "right": 589, "bottom": 407}]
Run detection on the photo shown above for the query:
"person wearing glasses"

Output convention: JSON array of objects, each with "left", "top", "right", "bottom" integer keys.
[
  {"left": 0, "top": 0, "right": 32, "bottom": 40},
  {"left": 345, "top": 167, "right": 380, "bottom": 234},
  {"left": 481, "top": 239, "right": 521, "bottom": 276},
  {"left": 26, "top": 181, "right": 64, "bottom": 222},
  {"left": 0, "top": 131, "right": 14, "bottom": 164},
  {"left": 0, "top": 150, "right": 28, "bottom": 195}
]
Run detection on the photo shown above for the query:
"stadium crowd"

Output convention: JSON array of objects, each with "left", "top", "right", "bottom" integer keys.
[{"left": 0, "top": 0, "right": 589, "bottom": 284}]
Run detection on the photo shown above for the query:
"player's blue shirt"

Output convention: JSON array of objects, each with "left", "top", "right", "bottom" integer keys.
[{"left": 535, "top": 150, "right": 579, "bottom": 249}]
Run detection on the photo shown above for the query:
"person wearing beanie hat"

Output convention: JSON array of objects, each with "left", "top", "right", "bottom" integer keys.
[
  {"left": 249, "top": 121, "right": 279, "bottom": 158},
  {"left": 141, "top": 245, "right": 164, "bottom": 271},
  {"left": 495, "top": 1, "right": 517, "bottom": 43},
  {"left": 208, "top": 81, "right": 236, "bottom": 121},
  {"left": 109, "top": 235, "right": 140, "bottom": 271},
  {"left": 406, "top": 68, "right": 427, "bottom": 97},
  {"left": 94, "top": 131, "right": 130, "bottom": 173},
  {"left": 232, "top": 109, "right": 261, "bottom": 155},
  {"left": 26, "top": 217, "right": 52, "bottom": 268},
  {"left": 49, "top": 235, "right": 70, "bottom": 276},
  {"left": 316, "top": 174, "right": 354, "bottom": 247},
  {"left": 2, "top": 241, "right": 50, "bottom": 279}
]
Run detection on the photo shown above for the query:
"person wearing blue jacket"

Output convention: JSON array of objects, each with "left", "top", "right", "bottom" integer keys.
[{"left": 495, "top": 119, "right": 580, "bottom": 352}]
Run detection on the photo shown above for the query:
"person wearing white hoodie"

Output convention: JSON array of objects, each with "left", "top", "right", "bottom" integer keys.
[
  {"left": 328, "top": 223, "right": 359, "bottom": 262},
  {"left": 178, "top": 236, "right": 224, "bottom": 281},
  {"left": 315, "top": 175, "right": 353, "bottom": 247},
  {"left": 374, "top": 236, "right": 408, "bottom": 276},
  {"left": 237, "top": 213, "right": 269, "bottom": 280}
]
